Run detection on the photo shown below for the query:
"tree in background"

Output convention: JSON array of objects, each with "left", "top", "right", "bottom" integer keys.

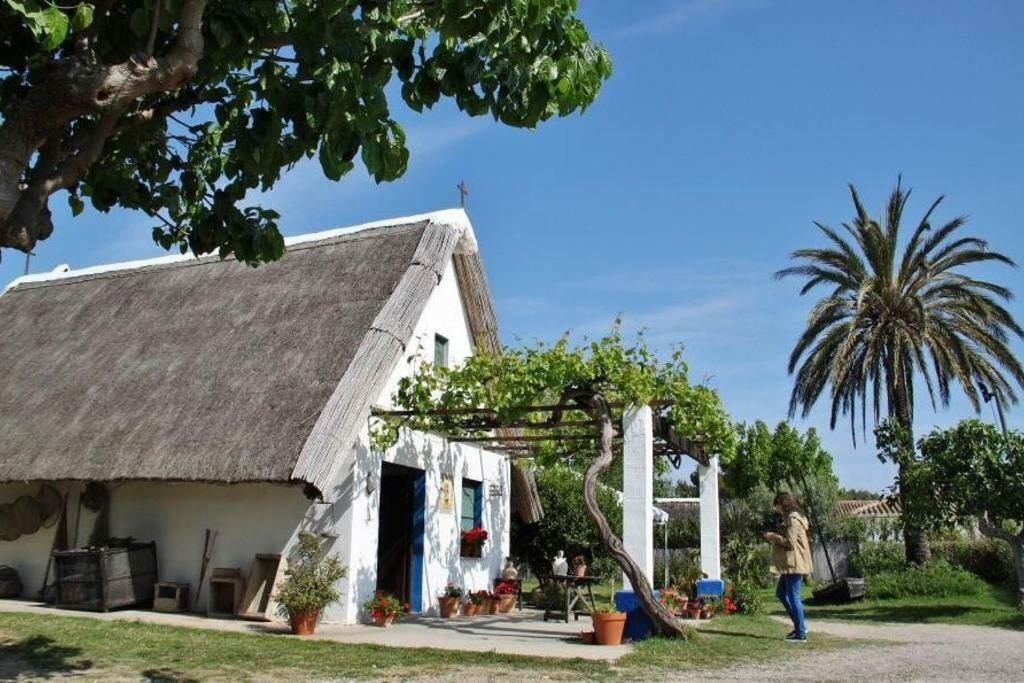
[
  {"left": 777, "top": 179, "right": 1024, "bottom": 564},
  {"left": 906, "top": 420, "right": 1024, "bottom": 606},
  {"left": 511, "top": 463, "right": 623, "bottom": 582},
  {"left": 725, "top": 421, "right": 836, "bottom": 498},
  {"left": 0, "top": 1, "right": 611, "bottom": 262}
]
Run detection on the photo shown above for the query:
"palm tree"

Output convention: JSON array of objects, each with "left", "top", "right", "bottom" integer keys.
[{"left": 776, "top": 179, "right": 1024, "bottom": 563}]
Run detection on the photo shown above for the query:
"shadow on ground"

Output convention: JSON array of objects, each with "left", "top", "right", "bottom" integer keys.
[
  {"left": 141, "top": 668, "right": 201, "bottom": 683},
  {"left": 805, "top": 603, "right": 1024, "bottom": 630},
  {"left": 0, "top": 635, "right": 91, "bottom": 680}
]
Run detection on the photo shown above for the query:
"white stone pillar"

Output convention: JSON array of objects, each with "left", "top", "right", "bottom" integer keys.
[
  {"left": 622, "top": 405, "right": 654, "bottom": 589},
  {"left": 698, "top": 454, "right": 721, "bottom": 580}
]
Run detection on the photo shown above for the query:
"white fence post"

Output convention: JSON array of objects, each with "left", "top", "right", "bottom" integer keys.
[
  {"left": 622, "top": 405, "right": 654, "bottom": 589},
  {"left": 698, "top": 454, "right": 721, "bottom": 580}
]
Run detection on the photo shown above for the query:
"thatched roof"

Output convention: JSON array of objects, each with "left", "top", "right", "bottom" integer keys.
[{"left": 0, "top": 209, "right": 538, "bottom": 505}]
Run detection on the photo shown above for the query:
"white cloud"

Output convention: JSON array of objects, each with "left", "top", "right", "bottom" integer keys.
[{"left": 614, "top": 0, "right": 748, "bottom": 38}]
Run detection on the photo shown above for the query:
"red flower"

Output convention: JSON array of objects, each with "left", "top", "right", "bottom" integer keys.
[
  {"left": 724, "top": 598, "right": 738, "bottom": 613},
  {"left": 461, "top": 527, "right": 489, "bottom": 544},
  {"left": 495, "top": 580, "right": 519, "bottom": 595}
]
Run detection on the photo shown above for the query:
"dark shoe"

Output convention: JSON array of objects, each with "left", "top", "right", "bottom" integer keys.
[{"left": 786, "top": 633, "right": 807, "bottom": 642}]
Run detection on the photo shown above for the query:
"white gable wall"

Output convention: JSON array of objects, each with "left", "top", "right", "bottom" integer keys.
[{"left": 326, "top": 256, "right": 510, "bottom": 622}]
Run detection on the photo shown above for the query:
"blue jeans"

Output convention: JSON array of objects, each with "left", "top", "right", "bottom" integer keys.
[{"left": 776, "top": 574, "right": 807, "bottom": 637}]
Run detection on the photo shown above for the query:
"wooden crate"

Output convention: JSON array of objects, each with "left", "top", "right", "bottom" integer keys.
[
  {"left": 53, "top": 542, "right": 158, "bottom": 612},
  {"left": 153, "top": 582, "right": 190, "bottom": 613}
]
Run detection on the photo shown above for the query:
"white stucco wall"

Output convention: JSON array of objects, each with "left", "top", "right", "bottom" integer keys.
[
  {"left": 332, "top": 428, "right": 509, "bottom": 623},
  {"left": 0, "top": 480, "right": 316, "bottom": 610}
]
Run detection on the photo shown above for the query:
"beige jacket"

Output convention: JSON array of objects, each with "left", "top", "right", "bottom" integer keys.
[{"left": 771, "top": 511, "right": 814, "bottom": 575}]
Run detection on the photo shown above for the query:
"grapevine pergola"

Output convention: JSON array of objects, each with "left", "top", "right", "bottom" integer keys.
[
  {"left": 372, "top": 396, "right": 712, "bottom": 639},
  {"left": 371, "top": 401, "right": 710, "bottom": 467}
]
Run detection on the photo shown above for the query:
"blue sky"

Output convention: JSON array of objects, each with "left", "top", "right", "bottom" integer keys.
[{"left": 3, "top": 0, "right": 1023, "bottom": 492}]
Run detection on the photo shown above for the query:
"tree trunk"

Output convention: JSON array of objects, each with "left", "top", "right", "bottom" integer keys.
[
  {"left": 575, "top": 389, "right": 687, "bottom": 639},
  {"left": 978, "top": 513, "right": 1024, "bottom": 608},
  {"left": 898, "top": 460, "right": 931, "bottom": 565},
  {"left": 885, "top": 354, "right": 930, "bottom": 565}
]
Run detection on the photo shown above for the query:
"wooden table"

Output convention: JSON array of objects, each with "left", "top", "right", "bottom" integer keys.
[{"left": 541, "top": 574, "right": 601, "bottom": 623}]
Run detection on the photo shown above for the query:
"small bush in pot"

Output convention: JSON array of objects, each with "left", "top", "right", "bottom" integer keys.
[
  {"left": 495, "top": 579, "right": 519, "bottom": 612},
  {"left": 364, "top": 591, "right": 410, "bottom": 627},
  {"left": 591, "top": 603, "right": 626, "bottom": 645},
  {"left": 275, "top": 533, "right": 347, "bottom": 636},
  {"left": 464, "top": 591, "right": 485, "bottom": 616},
  {"left": 438, "top": 582, "right": 464, "bottom": 618},
  {"left": 573, "top": 554, "right": 588, "bottom": 577}
]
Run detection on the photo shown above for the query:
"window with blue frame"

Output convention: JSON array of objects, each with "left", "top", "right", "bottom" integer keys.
[
  {"left": 434, "top": 334, "right": 449, "bottom": 368},
  {"left": 460, "top": 478, "right": 483, "bottom": 557}
]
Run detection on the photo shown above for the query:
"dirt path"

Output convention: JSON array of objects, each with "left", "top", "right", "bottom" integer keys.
[{"left": 697, "top": 618, "right": 1024, "bottom": 682}]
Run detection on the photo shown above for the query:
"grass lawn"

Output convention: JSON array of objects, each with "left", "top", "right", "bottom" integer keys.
[
  {"left": 0, "top": 610, "right": 857, "bottom": 681},
  {"left": 764, "top": 583, "right": 1024, "bottom": 631}
]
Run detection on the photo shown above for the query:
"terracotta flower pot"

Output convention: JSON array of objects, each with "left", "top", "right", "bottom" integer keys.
[
  {"left": 581, "top": 631, "right": 595, "bottom": 645},
  {"left": 373, "top": 612, "right": 396, "bottom": 627},
  {"left": 486, "top": 598, "right": 500, "bottom": 615},
  {"left": 591, "top": 612, "right": 627, "bottom": 646},
  {"left": 497, "top": 594, "right": 516, "bottom": 613},
  {"left": 574, "top": 565, "right": 587, "bottom": 577},
  {"left": 289, "top": 609, "right": 319, "bottom": 636},
  {"left": 438, "top": 596, "right": 459, "bottom": 618},
  {"left": 687, "top": 605, "right": 702, "bottom": 620},
  {"left": 463, "top": 602, "right": 478, "bottom": 617}
]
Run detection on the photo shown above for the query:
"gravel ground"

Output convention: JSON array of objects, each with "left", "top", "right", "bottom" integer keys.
[{"left": 695, "top": 618, "right": 1024, "bottom": 682}]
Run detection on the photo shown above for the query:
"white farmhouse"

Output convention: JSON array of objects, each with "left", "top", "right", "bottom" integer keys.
[{"left": 0, "top": 209, "right": 540, "bottom": 623}]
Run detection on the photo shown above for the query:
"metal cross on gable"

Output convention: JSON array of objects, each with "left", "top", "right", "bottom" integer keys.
[{"left": 457, "top": 179, "right": 469, "bottom": 208}]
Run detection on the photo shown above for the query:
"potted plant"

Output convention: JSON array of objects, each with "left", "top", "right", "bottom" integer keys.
[
  {"left": 464, "top": 591, "right": 484, "bottom": 616},
  {"left": 494, "top": 579, "right": 518, "bottom": 613},
  {"left": 485, "top": 591, "right": 501, "bottom": 614},
  {"left": 460, "top": 526, "right": 488, "bottom": 557},
  {"left": 471, "top": 589, "right": 495, "bottom": 614},
  {"left": 659, "top": 587, "right": 688, "bottom": 616},
  {"left": 572, "top": 555, "right": 587, "bottom": 577},
  {"left": 438, "top": 582, "right": 464, "bottom": 618},
  {"left": 274, "top": 533, "right": 347, "bottom": 636},
  {"left": 701, "top": 600, "right": 717, "bottom": 619},
  {"left": 686, "top": 598, "right": 704, "bottom": 620},
  {"left": 591, "top": 604, "right": 627, "bottom": 646},
  {"left": 363, "top": 591, "right": 410, "bottom": 627}
]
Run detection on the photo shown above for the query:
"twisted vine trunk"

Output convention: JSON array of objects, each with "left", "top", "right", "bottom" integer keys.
[{"left": 575, "top": 390, "right": 686, "bottom": 639}]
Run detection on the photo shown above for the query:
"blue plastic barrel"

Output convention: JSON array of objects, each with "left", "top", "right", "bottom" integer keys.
[
  {"left": 614, "top": 589, "right": 661, "bottom": 642},
  {"left": 696, "top": 578, "right": 725, "bottom": 598}
]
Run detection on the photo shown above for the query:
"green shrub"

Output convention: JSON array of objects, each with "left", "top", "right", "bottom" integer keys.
[
  {"left": 852, "top": 542, "right": 905, "bottom": 577},
  {"left": 930, "top": 537, "right": 1016, "bottom": 586},
  {"left": 511, "top": 465, "right": 623, "bottom": 580},
  {"left": 867, "top": 560, "right": 986, "bottom": 599},
  {"left": 275, "top": 533, "right": 347, "bottom": 618},
  {"left": 728, "top": 577, "right": 764, "bottom": 614}
]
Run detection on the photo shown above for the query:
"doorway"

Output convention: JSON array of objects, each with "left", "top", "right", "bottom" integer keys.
[{"left": 375, "top": 462, "right": 425, "bottom": 612}]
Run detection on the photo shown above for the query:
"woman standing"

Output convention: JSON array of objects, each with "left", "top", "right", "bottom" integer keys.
[{"left": 764, "top": 491, "right": 813, "bottom": 642}]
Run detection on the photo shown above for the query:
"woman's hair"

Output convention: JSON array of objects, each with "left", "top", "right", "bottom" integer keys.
[{"left": 773, "top": 491, "right": 801, "bottom": 514}]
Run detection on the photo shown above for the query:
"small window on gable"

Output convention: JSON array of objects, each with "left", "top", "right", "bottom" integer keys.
[{"left": 434, "top": 334, "right": 449, "bottom": 368}]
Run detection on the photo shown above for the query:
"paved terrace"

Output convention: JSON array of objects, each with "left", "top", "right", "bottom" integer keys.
[{"left": 0, "top": 600, "right": 633, "bottom": 661}]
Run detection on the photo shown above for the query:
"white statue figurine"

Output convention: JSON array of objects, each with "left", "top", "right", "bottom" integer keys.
[{"left": 552, "top": 550, "right": 569, "bottom": 576}]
